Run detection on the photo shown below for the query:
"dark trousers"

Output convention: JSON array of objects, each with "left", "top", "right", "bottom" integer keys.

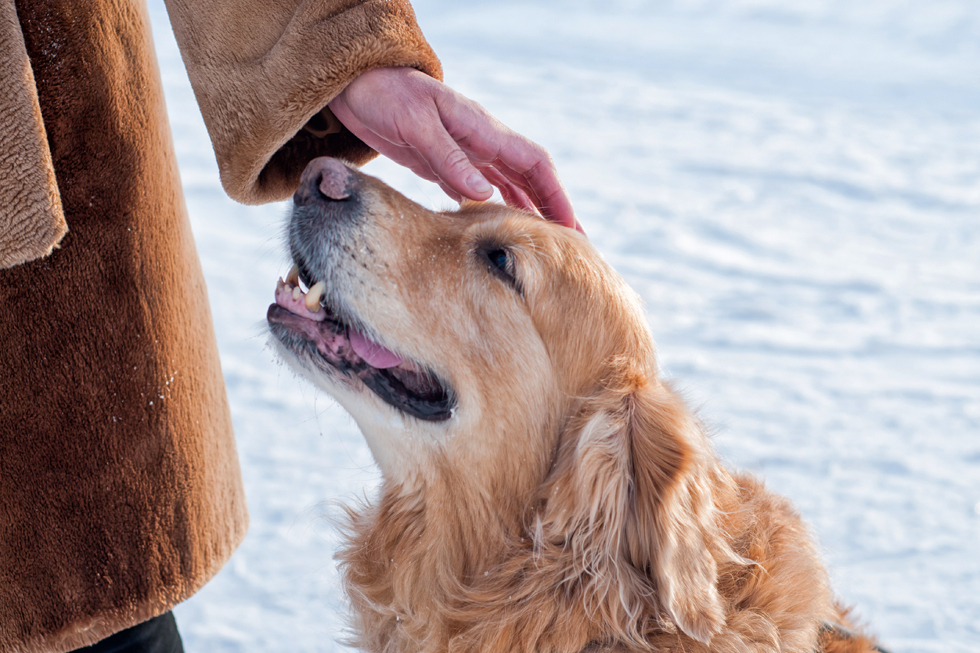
[{"left": 72, "top": 612, "right": 184, "bottom": 653}]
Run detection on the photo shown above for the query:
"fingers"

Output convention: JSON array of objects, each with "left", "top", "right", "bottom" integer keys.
[
  {"left": 402, "top": 110, "right": 495, "bottom": 202},
  {"left": 488, "top": 140, "right": 580, "bottom": 231},
  {"left": 435, "top": 92, "right": 580, "bottom": 230},
  {"left": 329, "top": 67, "right": 582, "bottom": 232},
  {"left": 482, "top": 166, "right": 536, "bottom": 213},
  {"left": 437, "top": 180, "right": 463, "bottom": 203},
  {"left": 333, "top": 74, "right": 495, "bottom": 203}
]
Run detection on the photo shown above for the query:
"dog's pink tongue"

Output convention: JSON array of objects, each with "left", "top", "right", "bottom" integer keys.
[{"left": 349, "top": 327, "right": 403, "bottom": 369}]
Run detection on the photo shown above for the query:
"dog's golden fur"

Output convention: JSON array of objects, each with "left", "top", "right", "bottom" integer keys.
[{"left": 271, "top": 162, "right": 881, "bottom": 653}]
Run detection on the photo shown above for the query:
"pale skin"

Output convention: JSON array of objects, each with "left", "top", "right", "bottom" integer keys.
[{"left": 328, "top": 67, "right": 582, "bottom": 233}]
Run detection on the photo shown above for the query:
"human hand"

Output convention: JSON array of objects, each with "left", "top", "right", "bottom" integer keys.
[{"left": 328, "top": 67, "right": 581, "bottom": 232}]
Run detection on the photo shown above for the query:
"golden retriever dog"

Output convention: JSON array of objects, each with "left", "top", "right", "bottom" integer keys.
[{"left": 267, "top": 157, "right": 885, "bottom": 653}]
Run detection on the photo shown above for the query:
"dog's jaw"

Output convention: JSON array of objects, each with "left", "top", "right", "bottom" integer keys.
[{"left": 268, "top": 335, "right": 433, "bottom": 480}]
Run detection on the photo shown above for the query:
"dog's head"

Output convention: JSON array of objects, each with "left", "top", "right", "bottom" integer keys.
[{"left": 268, "top": 158, "right": 729, "bottom": 644}]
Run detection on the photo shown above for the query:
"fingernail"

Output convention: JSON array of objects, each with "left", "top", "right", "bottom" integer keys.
[{"left": 466, "top": 172, "right": 492, "bottom": 195}]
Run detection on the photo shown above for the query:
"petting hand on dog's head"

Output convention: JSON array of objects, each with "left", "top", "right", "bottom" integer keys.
[{"left": 328, "top": 67, "right": 583, "bottom": 233}]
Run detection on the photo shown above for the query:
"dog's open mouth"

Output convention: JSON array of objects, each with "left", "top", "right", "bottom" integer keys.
[{"left": 267, "top": 266, "right": 454, "bottom": 422}]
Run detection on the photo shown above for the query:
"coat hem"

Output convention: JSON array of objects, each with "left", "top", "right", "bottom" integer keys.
[{"left": 12, "top": 518, "right": 248, "bottom": 653}]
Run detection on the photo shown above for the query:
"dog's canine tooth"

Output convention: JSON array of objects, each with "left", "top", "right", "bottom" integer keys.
[
  {"left": 305, "top": 281, "right": 325, "bottom": 311},
  {"left": 292, "top": 286, "right": 302, "bottom": 301},
  {"left": 287, "top": 264, "right": 300, "bottom": 286}
]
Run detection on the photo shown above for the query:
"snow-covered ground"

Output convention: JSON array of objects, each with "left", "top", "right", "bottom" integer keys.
[{"left": 148, "top": 1, "right": 980, "bottom": 651}]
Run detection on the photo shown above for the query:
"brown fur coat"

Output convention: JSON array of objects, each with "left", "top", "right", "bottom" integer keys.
[{"left": 0, "top": 0, "right": 439, "bottom": 651}]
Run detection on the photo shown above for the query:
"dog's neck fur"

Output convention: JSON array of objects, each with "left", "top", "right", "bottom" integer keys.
[
  {"left": 335, "top": 428, "right": 835, "bottom": 653},
  {"left": 337, "top": 414, "right": 603, "bottom": 653},
  {"left": 336, "top": 399, "right": 688, "bottom": 653}
]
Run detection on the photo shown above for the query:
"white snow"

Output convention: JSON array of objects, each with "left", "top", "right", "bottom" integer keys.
[{"left": 147, "top": 1, "right": 980, "bottom": 651}]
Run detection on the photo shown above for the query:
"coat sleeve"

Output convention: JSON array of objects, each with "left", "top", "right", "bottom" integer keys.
[
  {"left": 0, "top": 0, "right": 67, "bottom": 270},
  {"left": 163, "top": 0, "right": 442, "bottom": 205}
]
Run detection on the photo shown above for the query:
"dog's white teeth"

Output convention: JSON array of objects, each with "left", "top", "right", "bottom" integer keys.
[
  {"left": 292, "top": 286, "right": 302, "bottom": 301},
  {"left": 286, "top": 264, "right": 300, "bottom": 286},
  {"left": 276, "top": 277, "right": 285, "bottom": 292},
  {"left": 304, "top": 281, "right": 325, "bottom": 311}
]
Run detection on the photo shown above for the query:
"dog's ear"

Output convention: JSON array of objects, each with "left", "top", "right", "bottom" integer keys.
[
  {"left": 536, "top": 367, "right": 726, "bottom": 644},
  {"left": 623, "top": 379, "right": 727, "bottom": 642}
]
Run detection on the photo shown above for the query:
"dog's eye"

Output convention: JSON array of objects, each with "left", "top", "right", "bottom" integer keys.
[
  {"left": 480, "top": 246, "right": 519, "bottom": 290},
  {"left": 487, "top": 249, "right": 508, "bottom": 272}
]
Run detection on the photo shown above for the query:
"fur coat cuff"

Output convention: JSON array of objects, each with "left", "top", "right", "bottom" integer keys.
[{"left": 164, "top": 0, "right": 443, "bottom": 204}]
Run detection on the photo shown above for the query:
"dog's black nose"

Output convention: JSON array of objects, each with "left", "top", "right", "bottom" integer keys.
[{"left": 294, "top": 157, "right": 356, "bottom": 207}]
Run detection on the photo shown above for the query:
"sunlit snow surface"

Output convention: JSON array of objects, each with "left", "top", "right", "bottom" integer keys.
[{"left": 148, "top": 1, "right": 980, "bottom": 651}]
